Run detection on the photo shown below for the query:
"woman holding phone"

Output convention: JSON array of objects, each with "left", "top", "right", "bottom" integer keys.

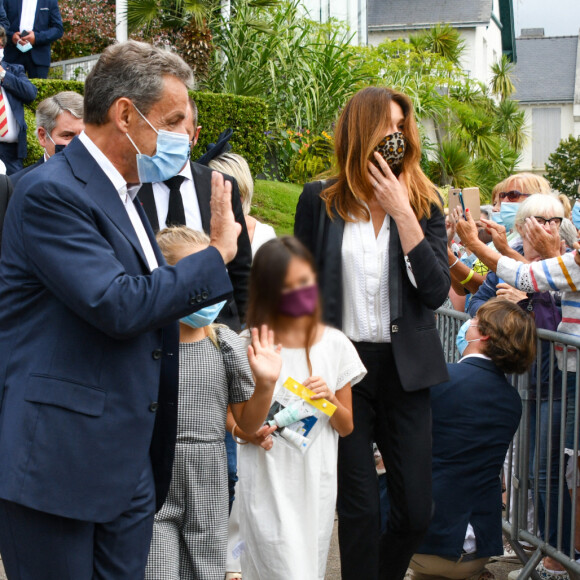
[{"left": 294, "top": 86, "right": 450, "bottom": 580}]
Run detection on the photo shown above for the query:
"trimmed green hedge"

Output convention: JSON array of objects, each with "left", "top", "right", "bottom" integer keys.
[{"left": 23, "top": 80, "right": 268, "bottom": 175}]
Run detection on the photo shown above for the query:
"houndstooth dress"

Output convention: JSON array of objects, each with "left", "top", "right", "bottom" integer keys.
[{"left": 145, "top": 326, "right": 254, "bottom": 580}]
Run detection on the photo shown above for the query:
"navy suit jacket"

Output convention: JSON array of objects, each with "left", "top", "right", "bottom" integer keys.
[
  {"left": 294, "top": 180, "right": 450, "bottom": 391},
  {"left": 138, "top": 161, "right": 252, "bottom": 331},
  {"left": 0, "top": 4, "right": 9, "bottom": 31},
  {"left": 9, "top": 154, "right": 42, "bottom": 187},
  {"left": 3, "top": 0, "right": 63, "bottom": 67},
  {"left": 0, "top": 136, "right": 233, "bottom": 521},
  {"left": 418, "top": 357, "right": 522, "bottom": 558},
  {"left": 0, "top": 58, "right": 36, "bottom": 158}
]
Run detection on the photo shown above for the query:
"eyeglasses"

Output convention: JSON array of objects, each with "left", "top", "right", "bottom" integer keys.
[
  {"left": 498, "top": 190, "right": 531, "bottom": 202},
  {"left": 533, "top": 216, "right": 563, "bottom": 226}
]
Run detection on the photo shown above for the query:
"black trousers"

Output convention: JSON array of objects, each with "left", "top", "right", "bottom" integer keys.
[{"left": 337, "top": 342, "right": 433, "bottom": 580}]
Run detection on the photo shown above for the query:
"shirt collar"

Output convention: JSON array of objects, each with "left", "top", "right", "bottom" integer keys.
[
  {"left": 78, "top": 131, "right": 136, "bottom": 202},
  {"left": 458, "top": 353, "right": 491, "bottom": 363},
  {"left": 180, "top": 160, "right": 192, "bottom": 181}
]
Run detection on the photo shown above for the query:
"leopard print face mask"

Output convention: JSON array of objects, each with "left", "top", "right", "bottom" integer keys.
[{"left": 372, "top": 131, "right": 406, "bottom": 177}]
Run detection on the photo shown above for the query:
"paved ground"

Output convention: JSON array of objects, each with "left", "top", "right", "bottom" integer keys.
[
  {"left": 0, "top": 517, "right": 524, "bottom": 579},
  {"left": 323, "top": 514, "right": 523, "bottom": 579}
]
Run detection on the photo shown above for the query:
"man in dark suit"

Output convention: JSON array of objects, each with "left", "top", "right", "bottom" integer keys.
[
  {"left": 10, "top": 90, "right": 84, "bottom": 187},
  {"left": 0, "top": 25, "right": 36, "bottom": 174},
  {"left": 138, "top": 99, "right": 252, "bottom": 331},
  {"left": 410, "top": 298, "right": 536, "bottom": 580},
  {"left": 0, "top": 40, "right": 240, "bottom": 579},
  {"left": 3, "top": 0, "right": 63, "bottom": 79},
  {"left": 0, "top": 171, "right": 12, "bottom": 252}
]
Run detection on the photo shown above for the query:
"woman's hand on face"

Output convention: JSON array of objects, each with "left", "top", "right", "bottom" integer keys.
[
  {"left": 303, "top": 375, "right": 336, "bottom": 404},
  {"left": 523, "top": 217, "right": 562, "bottom": 259},
  {"left": 495, "top": 282, "right": 528, "bottom": 304},
  {"left": 479, "top": 217, "right": 509, "bottom": 254},
  {"left": 251, "top": 424, "right": 277, "bottom": 450},
  {"left": 367, "top": 153, "right": 412, "bottom": 218},
  {"left": 247, "top": 325, "right": 282, "bottom": 387}
]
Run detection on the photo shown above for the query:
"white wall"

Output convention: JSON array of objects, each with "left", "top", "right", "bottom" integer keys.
[
  {"left": 517, "top": 103, "right": 576, "bottom": 172},
  {"left": 299, "top": 0, "right": 366, "bottom": 44},
  {"left": 368, "top": 20, "right": 503, "bottom": 86}
]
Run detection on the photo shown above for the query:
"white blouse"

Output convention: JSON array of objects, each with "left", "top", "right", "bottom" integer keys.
[{"left": 341, "top": 213, "right": 391, "bottom": 343}]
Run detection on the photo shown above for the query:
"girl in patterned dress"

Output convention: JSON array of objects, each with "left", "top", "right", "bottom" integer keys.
[
  {"left": 145, "top": 227, "right": 282, "bottom": 580},
  {"left": 234, "top": 237, "right": 367, "bottom": 579}
]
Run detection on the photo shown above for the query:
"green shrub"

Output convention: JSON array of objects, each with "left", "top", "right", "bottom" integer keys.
[
  {"left": 22, "top": 80, "right": 268, "bottom": 175},
  {"left": 191, "top": 91, "right": 268, "bottom": 177}
]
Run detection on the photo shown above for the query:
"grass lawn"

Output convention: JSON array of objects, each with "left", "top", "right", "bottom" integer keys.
[{"left": 251, "top": 179, "right": 303, "bottom": 235}]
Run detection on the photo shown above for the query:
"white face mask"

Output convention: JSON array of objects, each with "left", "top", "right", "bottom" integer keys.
[{"left": 0, "top": 49, "right": 5, "bottom": 60}]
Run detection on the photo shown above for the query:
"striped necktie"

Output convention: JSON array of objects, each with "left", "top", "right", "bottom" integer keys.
[{"left": 0, "top": 89, "right": 8, "bottom": 138}]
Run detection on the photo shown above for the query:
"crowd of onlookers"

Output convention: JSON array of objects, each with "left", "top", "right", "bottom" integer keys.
[{"left": 440, "top": 173, "right": 580, "bottom": 580}]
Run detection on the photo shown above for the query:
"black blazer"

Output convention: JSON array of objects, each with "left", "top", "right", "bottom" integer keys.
[
  {"left": 294, "top": 180, "right": 450, "bottom": 391},
  {"left": 138, "top": 161, "right": 252, "bottom": 331}
]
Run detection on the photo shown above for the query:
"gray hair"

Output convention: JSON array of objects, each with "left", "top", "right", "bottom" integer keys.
[
  {"left": 515, "top": 193, "right": 565, "bottom": 229},
  {"left": 559, "top": 218, "right": 578, "bottom": 248},
  {"left": 36, "top": 91, "right": 84, "bottom": 137},
  {"left": 208, "top": 153, "right": 253, "bottom": 215},
  {"left": 84, "top": 41, "right": 194, "bottom": 126}
]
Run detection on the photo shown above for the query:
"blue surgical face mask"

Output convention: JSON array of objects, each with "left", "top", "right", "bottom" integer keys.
[
  {"left": 126, "top": 104, "right": 191, "bottom": 183},
  {"left": 180, "top": 300, "right": 227, "bottom": 329},
  {"left": 499, "top": 202, "right": 519, "bottom": 232},
  {"left": 572, "top": 202, "right": 580, "bottom": 229},
  {"left": 456, "top": 319, "right": 481, "bottom": 356},
  {"left": 491, "top": 212, "right": 504, "bottom": 227}
]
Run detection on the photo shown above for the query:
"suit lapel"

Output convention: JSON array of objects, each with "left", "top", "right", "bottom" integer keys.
[
  {"left": 190, "top": 162, "right": 211, "bottom": 234},
  {"left": 389, "top": 218, "right": 402, "bottom": 322},
  {"left": 137, "top": 183, "right": 160, "bottom": 233},
  {"left": 323, "top": 209, "right": 344, "bottom": 328},
  {"left": 64, "top": 138, "right": 152, "bottom": 272}
]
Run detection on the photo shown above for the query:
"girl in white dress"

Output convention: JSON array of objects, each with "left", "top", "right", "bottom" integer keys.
[{"left": 234, "top": 236, "right": 366, "bottom": 579}]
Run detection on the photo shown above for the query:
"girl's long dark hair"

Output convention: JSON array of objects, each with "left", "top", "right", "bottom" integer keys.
[{"left": 246, "top": 236, "right": 321, "bottom": 375}]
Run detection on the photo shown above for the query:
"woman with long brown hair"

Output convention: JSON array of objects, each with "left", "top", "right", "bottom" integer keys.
[{"left": 295, "top": 86, "right": 450, "bottom": 579}]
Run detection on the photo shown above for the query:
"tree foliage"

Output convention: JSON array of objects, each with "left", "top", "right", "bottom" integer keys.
[
  {"left": 545, "top": 136, "right": 580, "bottom": 199},
  {"left": 52, "top": 0, "right": 116, "bottom": 60}
]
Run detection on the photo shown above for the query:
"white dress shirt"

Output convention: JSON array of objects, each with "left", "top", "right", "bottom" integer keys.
[
  {"left": 78, "top": 131, "right": 159, "bottom": 272},
  {"left": 151, "top": 162, "right": 203, "bottom": 232},
  {"left": 0, "top": 85, "right": 19, "bottom": 143},
  {"left": 341, "top": 211, "right": 391, "bottom": 343},
  {"left": 19, "top": 0, "right": 38, "bottom": 32}
]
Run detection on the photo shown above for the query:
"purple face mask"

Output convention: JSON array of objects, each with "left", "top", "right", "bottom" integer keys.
[{"left": 278, "top": 285, "right": 318, "bottom": 317}]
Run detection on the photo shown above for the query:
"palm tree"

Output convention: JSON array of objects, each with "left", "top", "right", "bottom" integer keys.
[
  {"left": 425, "top": 23, "right": 465, "bottom": 66},
  {"left": 490, "top": 54, "right": 516, "bottom": 101},
  {"left": 493, "top": 98, "right": 527, "bottom": 152}
]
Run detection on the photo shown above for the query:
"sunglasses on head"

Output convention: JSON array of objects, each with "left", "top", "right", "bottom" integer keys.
[{"left": 498, "top": 190, "right": 531, "bottom": 202}]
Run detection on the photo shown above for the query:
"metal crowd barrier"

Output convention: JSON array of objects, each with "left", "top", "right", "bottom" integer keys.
[{"left": 436, "top": 306, "right": 580, "bottom": 580}]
